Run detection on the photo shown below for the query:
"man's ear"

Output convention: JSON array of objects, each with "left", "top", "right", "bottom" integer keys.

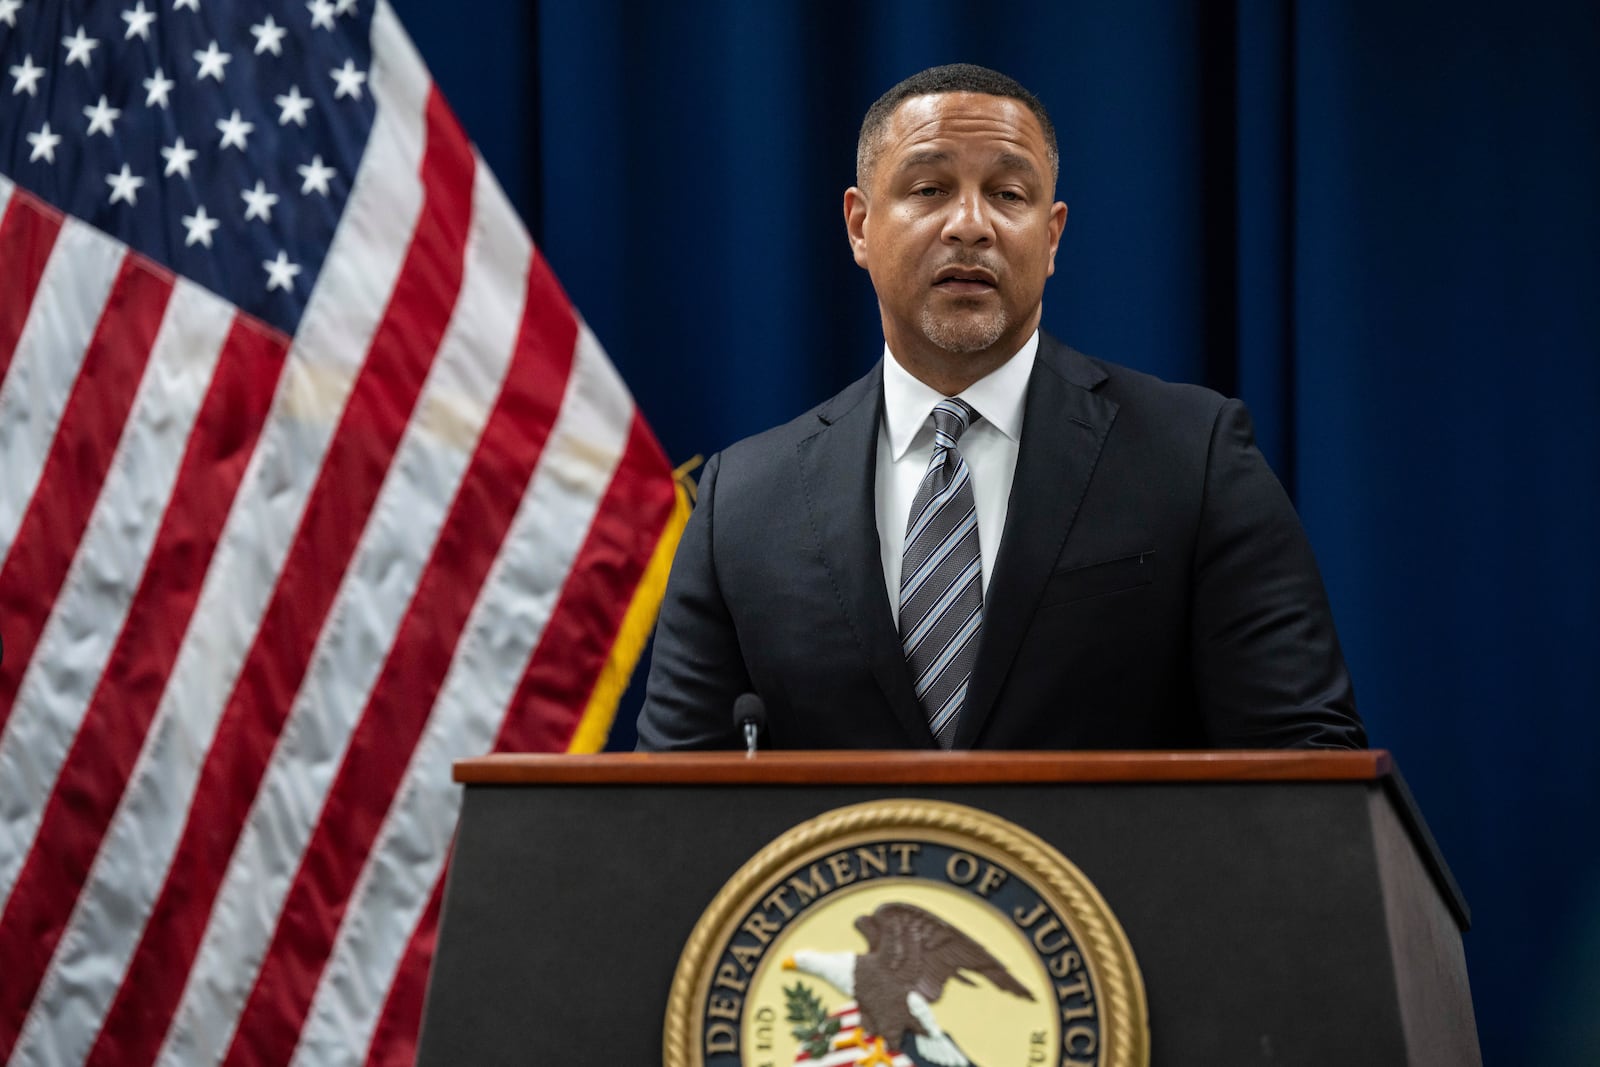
[
  {"left": 1045, "top": 200, "right": 1067, "bottom": 276},
  {"left": 844, "top": 187, "right": 870, "bottom": 269}
]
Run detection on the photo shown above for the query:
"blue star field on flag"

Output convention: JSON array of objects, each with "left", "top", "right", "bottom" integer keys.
[{"left": 1, "top": 0, "right": 376, "bottom": 335}]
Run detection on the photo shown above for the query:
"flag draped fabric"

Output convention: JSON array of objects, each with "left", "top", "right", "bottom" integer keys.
[{"left": 0, "top": 0, "right": 685, "bottom": 1063}]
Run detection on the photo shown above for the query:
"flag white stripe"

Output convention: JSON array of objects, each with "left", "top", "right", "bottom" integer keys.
[
  {"left": 293, "top": 321, "right": 635, "bottom": 1065},
  {"left": 158, "top": 156, "right": 530, "bottom": 1067},
  {"left": 0, "top": 177, "right": 14, "bottom": 236},
  {"left": 0, "top": 218, "right": 122, "bottom": 564},
  {"left": 0, "top": 279, "right": 234, "bottom": 920},
  {"left": 9, "top": 8, "right": 432, "bottom": 1059}
]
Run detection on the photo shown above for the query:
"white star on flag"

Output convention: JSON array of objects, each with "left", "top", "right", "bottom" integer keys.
[
  {"left": 173, "top": 0, "right": 199, "bottom": 10},
  {"left": 297, "top": 155, "right": 336, "bottom": 195},
  {"left": 251, "top": 15, "right": 287, "bottom": 56},
  {"left": 335, "top": 0, "right": 357, "bottom": 14},
  {"left": 84, "top": 95, "right": 121, "bottom": 137},
  {"left": 62, "top": 26, "right": 99, "bottom": 67},
  {"left": 122, "top": 2, "right": 157, "bottom": 40},
  {"left": 263, "top": 250, "right": 302, "bottom": 291},
  {"left": 162, "top": 136, "right": 198, "bottom": 178},
  {"left": 307, "top": 0, "right": 337, "bottom": 30},
  {"left": 26, "top": 122, "right": 60, "bottom": 164},
  {"left": 144, "top": 67, "right": 175, "bottom": 107},
  {"left": 181, "top": 204, "right": 220, "bottom": 247},
  {"left": 217, "top": 109, "right": 254, "bottom": 150},
  {"left": 106, "top": 165, "right": 146, "bottom": 206},
  {"left": 330, "top": 58, "right": 366, "bottom": 99},
  {"left": 241, "top": 179, "right": 278, "bottom": 221},
  {"left": 0, "top": 0, "right": 22, "bottom": 27},
  {"left": 9, "top": 54, "right": 43, "bottom": 96},
  {"left": 276, "top": 85, "right": 313, "bottom": 126},
  {"left": 194, "top": 40, "right": 230, "bottom": 81}
]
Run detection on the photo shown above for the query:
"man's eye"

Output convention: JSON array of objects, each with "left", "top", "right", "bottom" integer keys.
[
  {"left": 914, "top": 187, "right": 943, "bottom": 197},
  {"left": 994, "top": 190, "right": 1022, "bottom": 202}
]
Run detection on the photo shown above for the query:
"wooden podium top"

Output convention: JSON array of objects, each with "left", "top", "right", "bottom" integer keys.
[
  {"left": 453, "top": 748, "right": 1392, "bottom": 785},
  {"left": 452, "top": 747, "right": 1465, "bottom": 926}
]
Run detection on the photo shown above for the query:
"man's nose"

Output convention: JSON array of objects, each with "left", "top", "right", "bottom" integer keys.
[{"left": 942, "top": 189, "right": 995, "bottom": 245}]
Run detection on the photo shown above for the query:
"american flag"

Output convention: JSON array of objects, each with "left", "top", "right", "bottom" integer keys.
[
  {"left": 796, "top": 1003, "right": 916, "bottom": 1067},
  {"left": 0, "top": 0, "right": 685, "bottom": 1064}
]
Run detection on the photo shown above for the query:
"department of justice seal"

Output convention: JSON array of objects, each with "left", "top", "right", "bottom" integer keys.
[{"left": 665, "top": 800, "right": 1148, "bottom": 1067}]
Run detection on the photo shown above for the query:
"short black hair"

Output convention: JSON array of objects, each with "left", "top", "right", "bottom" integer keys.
[{"left": 856, "top": 63, "right": 1059, "bottom": 189}]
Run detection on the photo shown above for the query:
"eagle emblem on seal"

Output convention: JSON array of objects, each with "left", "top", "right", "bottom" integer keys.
[{"left": 782, "top": 901, "right": 1035, "bottom": 1066}]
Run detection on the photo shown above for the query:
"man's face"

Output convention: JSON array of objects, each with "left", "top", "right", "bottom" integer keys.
[{"left": 845, "top": 92, "right": 1067, "bottom": 374}]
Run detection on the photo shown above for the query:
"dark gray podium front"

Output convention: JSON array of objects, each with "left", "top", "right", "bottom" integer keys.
[{"left": 416, "top": 751, "right": 1478, "bottom": 1066}]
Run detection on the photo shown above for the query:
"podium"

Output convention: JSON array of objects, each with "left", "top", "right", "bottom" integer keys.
[{"left": 417, "top": 751, "right": 1479, "bottom": 1066}]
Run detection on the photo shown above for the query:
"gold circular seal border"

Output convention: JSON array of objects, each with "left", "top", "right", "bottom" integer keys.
[{"left": 664, "top": 798, "right": 1150, "bottom": 1067}]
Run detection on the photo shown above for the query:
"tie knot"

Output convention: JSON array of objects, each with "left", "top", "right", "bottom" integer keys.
[{"left": 930, "top": 398, "right": 978, "bottom": 446}]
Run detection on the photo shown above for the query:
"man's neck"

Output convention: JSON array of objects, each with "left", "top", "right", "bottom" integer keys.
[
  {"left": 886, "top": 331, "right": 1038, "bottom": 397},
  {"left": 882, "top": 314, "right": 1044, "bottom": 395},
  {"left": 890, "top": 349, "right": 1010, "bottom": 396}
]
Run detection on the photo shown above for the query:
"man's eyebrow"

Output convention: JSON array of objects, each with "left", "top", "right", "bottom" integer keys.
[
  {"left": 895, "top": 149, "right": 1041, "bottom": 177},
  {"left": 995, "top": 151, "right": 1040, "bottom": 176}
]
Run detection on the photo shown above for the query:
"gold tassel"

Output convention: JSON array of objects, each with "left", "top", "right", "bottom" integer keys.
[
  {"left": 672, "top": 454, "right": 704, "bottom": 504},
  {"left": 566, "top": 480, "right": 693, "bottom": 753}
]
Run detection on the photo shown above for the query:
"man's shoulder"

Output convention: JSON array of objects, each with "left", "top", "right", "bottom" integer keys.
[
  {"left": 712, "top": 362, "right": 880, "bottom": 468},
  {"left": 1036, "top": 334, "right": 1228, "bottom": 417}
]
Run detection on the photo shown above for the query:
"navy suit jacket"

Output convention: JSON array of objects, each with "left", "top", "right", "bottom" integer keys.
[{"left": 636, "top": 335, "right": 1364, "bottom": 751}]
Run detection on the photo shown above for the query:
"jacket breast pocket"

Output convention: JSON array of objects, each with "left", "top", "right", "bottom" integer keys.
[{"left": 1038, "top": 550, "right": 1156, "bottom": 607}]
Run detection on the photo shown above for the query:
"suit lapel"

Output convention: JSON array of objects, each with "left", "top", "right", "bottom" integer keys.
[
  {"left": 954, "top": 337, "right": 1119, "bottom": 748},
  {"left": 796, "top": 364, "right": 936, "bottom": 748}
]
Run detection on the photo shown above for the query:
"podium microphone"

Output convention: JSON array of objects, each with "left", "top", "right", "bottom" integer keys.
[{"left": 733, "top": 693, "right": 766, "bottom": 758}]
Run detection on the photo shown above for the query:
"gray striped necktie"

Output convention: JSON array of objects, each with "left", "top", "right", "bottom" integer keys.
[{"left": 899, "top": 397, "right": 982, "bottom": 748}]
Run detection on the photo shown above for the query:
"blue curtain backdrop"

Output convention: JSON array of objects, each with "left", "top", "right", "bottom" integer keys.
[{"left": 392, "top": 0, "right": 1599, "bottom": 1061}]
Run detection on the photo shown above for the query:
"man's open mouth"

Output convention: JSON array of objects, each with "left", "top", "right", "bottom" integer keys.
[{"left": 933, "top": 265, "right": 998, "bottom": 289}]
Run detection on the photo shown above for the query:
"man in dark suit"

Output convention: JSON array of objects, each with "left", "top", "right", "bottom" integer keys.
[{"left": 636, "top": 64, "right": 1363, "bottom": 752}]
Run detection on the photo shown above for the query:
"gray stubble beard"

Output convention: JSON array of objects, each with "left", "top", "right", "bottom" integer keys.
[{"left": 919, "top": 302, "right": 1010, "bottom": 354}]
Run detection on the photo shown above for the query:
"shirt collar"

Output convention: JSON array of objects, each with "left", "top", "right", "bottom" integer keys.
[{"left": 882, "top": 330, "right": 1038, "bottom": 461}]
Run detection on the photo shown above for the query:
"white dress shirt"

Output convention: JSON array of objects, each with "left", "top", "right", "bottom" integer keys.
[{"left": 875, "top": 331, "right": 1038, "bottom": 627}]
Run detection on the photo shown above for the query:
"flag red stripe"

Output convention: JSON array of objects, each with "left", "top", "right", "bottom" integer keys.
[
  {"left": 86, "top": 89, "right": 475, "bottom": 1067},
  {"left": 221, "top": 253, "right": 581, "bottom": 1066},
  {"left": 497, "top": 411, "right": 678, "bottom": 753},
  {"left": 0, "top": 315, "right": 286, "bottom": 1060},
  {"left": 0, "top": 190, "right": 63, "bottom": 390},
  {"left": 362, "top": 867, "right": 447, "bottom": 1067},
  {"left": 0, "top": 256, "right": 174, "bottom": 1056}
]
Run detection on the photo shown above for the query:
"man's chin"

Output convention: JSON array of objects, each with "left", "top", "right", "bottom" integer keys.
[{"left": 919, "top": 310, "right": 1010, "bottom": 356}]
